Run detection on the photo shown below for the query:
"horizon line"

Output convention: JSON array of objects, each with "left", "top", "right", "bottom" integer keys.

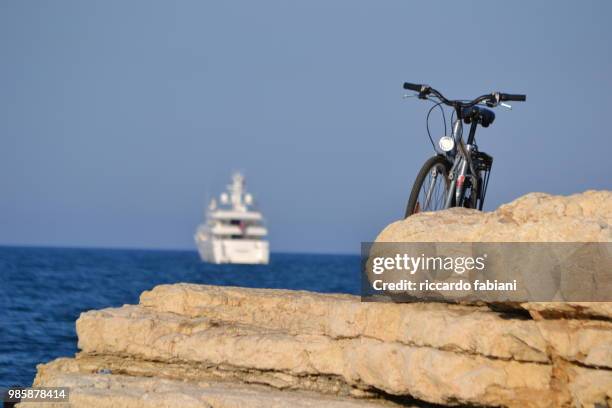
[{"left": 0, "top": 243, "right": 359, "bottom": 257}]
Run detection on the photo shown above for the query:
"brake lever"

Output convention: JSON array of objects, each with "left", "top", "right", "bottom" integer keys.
[{"left": 500, "top": 102, "right": 512, "bottom": 110}]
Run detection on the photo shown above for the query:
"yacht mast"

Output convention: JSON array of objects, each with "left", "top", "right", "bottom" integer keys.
[{"left": 230, "top": 173, "right": 246, "bottom": 212}]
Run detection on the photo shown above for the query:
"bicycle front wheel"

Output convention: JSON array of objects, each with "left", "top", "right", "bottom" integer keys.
[{"left": 405, "top": 155, "right": 452, "bottom": 218}]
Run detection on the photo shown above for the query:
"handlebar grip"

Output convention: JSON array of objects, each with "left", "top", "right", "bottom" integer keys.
[
  {"left": 499, "top": 93, "right": 526, "bottom": 102},
  {"left": 403, "top": 82, "right": 424, "bottom": 92}
]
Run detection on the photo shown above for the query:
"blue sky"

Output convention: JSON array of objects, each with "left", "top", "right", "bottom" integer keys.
[{"left": 1, "top": 1, "right": 610, "bottom": 253}]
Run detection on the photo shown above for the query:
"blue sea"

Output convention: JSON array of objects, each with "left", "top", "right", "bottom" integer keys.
[{"left": 0, "top": 246, "right": 360, "bottom": 389}]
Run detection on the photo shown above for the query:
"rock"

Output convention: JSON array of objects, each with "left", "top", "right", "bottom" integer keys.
[
  {"left": 522, "top": 301, "right": 612, "bottom": 321},
  {"left": 139, "top": 284, "right": 550, "bottom": 363},
  {"left": 72, "top": 296, "right": 554, "bottom": 406},
  {"left": 19, "top": 358, "right": 401, "bottom": 408},
  {"left": 376, "top": 191, "right": 611, "bottom": 242},
  {"left": 535, "top": 318, "right": 612, "bottom": 369},
  {"left": 568, "top": 365, "right": 612, "bottom": 408},
  {"left": 374, "top": 190, "right": 612, "bottom": 316},
  {"left": 24, "top": 191, "right": 612, "bottom": 407},
  {"left": 27, "top": 283, "right": 612, "bottom": 407}
]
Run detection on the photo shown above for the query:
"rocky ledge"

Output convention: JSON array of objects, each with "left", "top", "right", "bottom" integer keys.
[{"left": 21, "top": 191, "right": 612, "bottom": 408}]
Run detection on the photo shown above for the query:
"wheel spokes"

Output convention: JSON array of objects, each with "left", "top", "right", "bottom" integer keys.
[{"left": 416, "top": 165, "right": 448, "bottom": 213}]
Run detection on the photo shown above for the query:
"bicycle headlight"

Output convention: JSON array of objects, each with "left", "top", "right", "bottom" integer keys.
[{"left": 438, "top": 136, "right": 455, "bottom": 152}]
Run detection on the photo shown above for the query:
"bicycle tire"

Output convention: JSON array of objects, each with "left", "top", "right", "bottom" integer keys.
[{"left": 405, "top": 155, "right": 452, "bottom": 218}]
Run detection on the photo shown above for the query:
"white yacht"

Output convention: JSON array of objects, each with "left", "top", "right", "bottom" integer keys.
[{"left": 194, "top": 173, "right": 269, "bottom": 264}]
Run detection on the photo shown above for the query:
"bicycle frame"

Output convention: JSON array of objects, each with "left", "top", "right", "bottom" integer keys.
[{"left": 443, "top": 112, "right": 482, "bottom": 209}]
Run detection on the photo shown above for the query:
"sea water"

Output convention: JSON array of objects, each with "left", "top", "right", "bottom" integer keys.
[{"left": 0, "top": 246, "right": 359, "bottom": 388}]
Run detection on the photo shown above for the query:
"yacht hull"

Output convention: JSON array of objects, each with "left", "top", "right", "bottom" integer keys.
[{"left": 195, "top": 235, "right": 269, "bottom": 265}]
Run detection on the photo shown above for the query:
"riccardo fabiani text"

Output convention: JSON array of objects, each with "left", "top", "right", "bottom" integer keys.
[{"left": 371, "top": 279, "right": 518, "bottom": 292}]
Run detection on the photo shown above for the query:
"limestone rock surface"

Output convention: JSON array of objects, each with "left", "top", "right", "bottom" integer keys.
[
  {"left": 20, "top": 358, "right": 400, "bottom": 408},
  {"left": 376, "top": 190, "right": 611, "bottom": 242},
  {"left": 375, "top": 190, "right": 612, "bottom": 316},
  {"left": 23, "top": 191, "right": 612, "bottom": 407},
  {"left": 26, "top": 283, "right": 612, "bottom": 408}
]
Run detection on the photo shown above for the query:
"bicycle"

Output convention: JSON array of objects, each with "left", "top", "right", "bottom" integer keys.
[{"left": 402, "top": 82, "right": 526, "bottom": 218}]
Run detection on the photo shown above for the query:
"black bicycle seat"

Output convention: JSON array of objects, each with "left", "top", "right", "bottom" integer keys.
[{"left": 462, "top": 106, "right": 496, "bottom": 128}]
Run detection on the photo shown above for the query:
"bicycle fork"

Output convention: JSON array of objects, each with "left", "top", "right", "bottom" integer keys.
[
  {"left": 443, "top": 118, "right": 477, "bottom": 209},
  {"left": 444, "top": 158, "right": 464, "bottom": 209},
  {"left": 444, "top": 119, "right": 463, "bottom": 209},
  {"left": 423, "top": 166, "right": 439, "bottom": 210}
]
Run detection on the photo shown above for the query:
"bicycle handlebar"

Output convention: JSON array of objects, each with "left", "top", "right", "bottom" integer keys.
[
  {"left": 499, "top": 93, "right": 526, "bottom": 102},
  {"left": 403, "top": 82, "right": 526, "bottom": 107},
  {"left": 403, "top": 82, "right": 426, "bottom": 92}
]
